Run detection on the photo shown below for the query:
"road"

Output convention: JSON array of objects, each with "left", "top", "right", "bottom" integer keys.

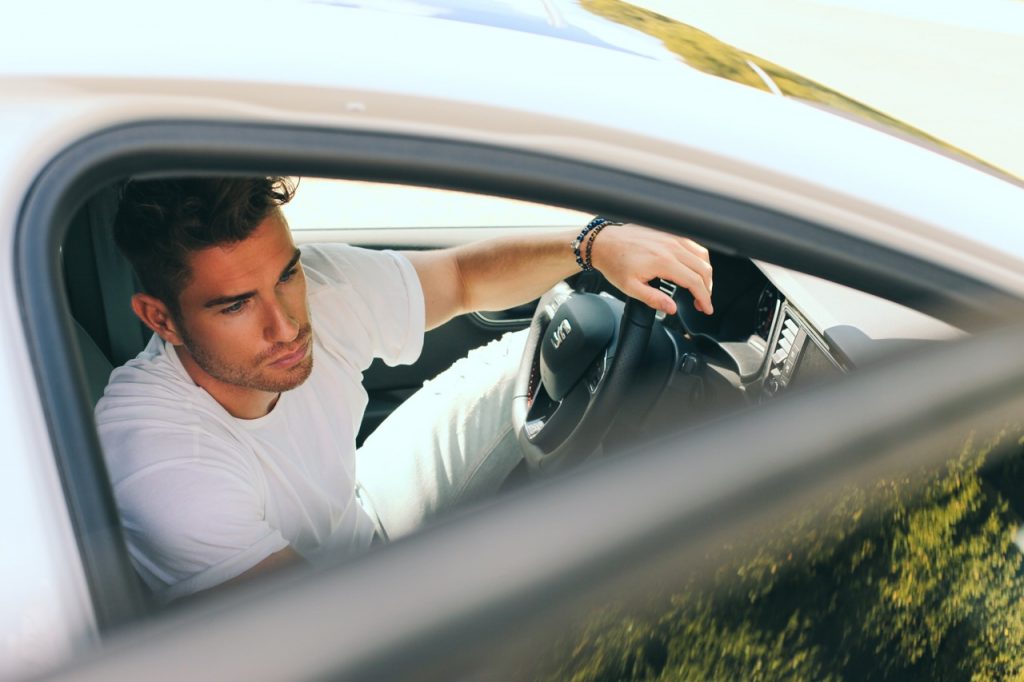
[{"left": 631, "top": 0, "right": 1024, "bottom": 179}]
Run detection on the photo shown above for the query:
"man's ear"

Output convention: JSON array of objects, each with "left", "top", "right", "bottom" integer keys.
[{"left": 130, "top": 293, "right": 184, "bottom": 345}]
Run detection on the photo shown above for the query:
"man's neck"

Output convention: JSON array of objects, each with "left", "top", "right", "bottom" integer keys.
[{"left": 174, "top": 345, "right": 279, "bottom": 419}]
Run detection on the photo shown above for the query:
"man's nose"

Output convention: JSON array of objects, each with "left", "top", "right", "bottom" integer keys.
[{"left": 264, "top": 295, "right": 299, "bottom": 343}]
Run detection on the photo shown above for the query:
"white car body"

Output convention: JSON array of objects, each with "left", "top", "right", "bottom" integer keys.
[{"left": 0, "top": 0, "right": 1021, "bottom": 678}]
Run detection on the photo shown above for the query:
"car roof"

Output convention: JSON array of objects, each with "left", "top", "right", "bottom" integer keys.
[
  {"left": 302, "top": 0, "right": 680, "bottom": 60},
  {"left": 2, "top": 0, "right": 1022, "bottom": 287},
  {"left": 2, "top": 0, "right": 678, "bottom": 78},
  {"left": 7, "top": 0, "right": 1016, "bottom": 188},
  {"left": 0, "top": 0, "right": 1008, "bottom": 171}
]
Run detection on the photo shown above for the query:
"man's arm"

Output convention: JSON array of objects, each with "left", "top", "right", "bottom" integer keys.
[
  {"left": 402, "top": 224, "right": 714, "bottom": 331},
  {"left": 184, "top": 547, "right": 307, "bottom": 602}
]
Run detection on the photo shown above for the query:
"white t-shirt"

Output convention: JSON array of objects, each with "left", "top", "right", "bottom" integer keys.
[{"left": 95, "top": 244, "right": 425, "bottom": 602}]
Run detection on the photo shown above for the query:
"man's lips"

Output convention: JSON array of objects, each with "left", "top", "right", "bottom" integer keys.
[{"left": 267, "top": 337, "right": 311, "bottom": 369}]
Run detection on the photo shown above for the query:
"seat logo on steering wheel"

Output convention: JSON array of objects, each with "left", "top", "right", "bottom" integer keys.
[{"left": 551, "top": 319, "right": 572, "bottom": 349}]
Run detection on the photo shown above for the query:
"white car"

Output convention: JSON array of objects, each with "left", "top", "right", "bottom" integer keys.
[{"left": 3, "top": 0, "right": 1023, "bottom": 680}]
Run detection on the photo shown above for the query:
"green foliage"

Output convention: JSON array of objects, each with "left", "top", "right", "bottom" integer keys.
[{"left": 534, "top": 428, "right": 1024, "bottom": 681}]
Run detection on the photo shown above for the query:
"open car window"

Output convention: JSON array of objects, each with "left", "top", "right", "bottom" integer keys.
[
  {"left": 17, "top": 120, "right": 1023, "bottom": 680},
  {"left": 60, "top": 176, "right": 1017, "bottom": 680}
]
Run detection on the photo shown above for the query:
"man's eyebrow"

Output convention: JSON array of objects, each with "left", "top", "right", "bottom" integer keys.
[
  {"left": 203, "top": 291, "right": 255, "bottom": 309},
  {"left": 203, "top": 250, "right": 302, "bottom": 309},
  {"left": 280, "top": 249, "right": 301, "bottom": 279}
]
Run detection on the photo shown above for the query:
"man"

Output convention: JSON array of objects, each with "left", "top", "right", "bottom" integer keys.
[{"left": 96, "top": 177, "right": 713, "bottom": 602}]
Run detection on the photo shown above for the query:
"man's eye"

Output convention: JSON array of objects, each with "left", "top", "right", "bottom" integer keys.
[
  {"left": 279, "top": 267, "right": 299, "bottom": 284},
  {"left": 221, "top": 301, "right": 246, "bottom": 315}
]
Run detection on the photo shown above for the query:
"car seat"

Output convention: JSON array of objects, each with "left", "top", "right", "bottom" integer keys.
[{"left": 63, "top": 184, "right": 150, "bottom": 404}]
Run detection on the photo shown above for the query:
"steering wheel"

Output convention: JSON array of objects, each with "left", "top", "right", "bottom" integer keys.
[{"left": 512, "top": 281, "right": 656, "bottom": 474}]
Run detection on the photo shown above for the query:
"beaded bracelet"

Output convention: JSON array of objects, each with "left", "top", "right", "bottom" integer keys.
[
  {"left": 583, "top": 220, "right": 610, "bottom": 270},
  {"left": 571, "top": 216, "right": 622, "bottom": 271}
]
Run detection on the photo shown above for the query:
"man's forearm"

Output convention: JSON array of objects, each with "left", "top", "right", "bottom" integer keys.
[
  {"left": 453, "top": 230, "right": 578, "bottom": 314},
  {"left": 454, "top": 223, "right": 714, "bottom": 317},
  {"left": 405, "top": 222, "right": 713, "bottom": 330}
]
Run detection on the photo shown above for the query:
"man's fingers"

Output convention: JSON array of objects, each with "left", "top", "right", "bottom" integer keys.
[
  {"left": 593, "top": 224, "right": 714, "bottom": 316},
  {"left": 670, "top": 241, "right": 714, "bottom": 292},
  {"left": 680, "top": 237, "right": 710, "bottom": 264},
  {"left": 668, "top": 238, "right": 714, "bottom": 310},
  {"left": 660, "top": 260, "right": 714, "bottom": 315},
  {"left": 674, "top": 239, "right": 713, "bottom": 297}
]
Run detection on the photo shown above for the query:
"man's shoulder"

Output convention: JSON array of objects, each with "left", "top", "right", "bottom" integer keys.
[
  {"left": 95, "top": 350, "right": 251, "bottom": 487},
  {"left": 300, "top": 242, "right": 410, "bottom": 290},
  {"left": 300, "top": 242, "right": 425, "bottom": 368},
  {"left": 300, "top": 242, "right": 370, "bottom": 272},
  {"left": 97, "top": 337, "right": 193, "bottom": 409},
  {"left": 94, "top": 338, "right": 232, "bottom": 452}
]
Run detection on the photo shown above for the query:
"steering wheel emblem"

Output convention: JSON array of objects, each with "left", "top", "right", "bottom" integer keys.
[{"left": 551, "top": 318, "right": 572, "bottom": 349}]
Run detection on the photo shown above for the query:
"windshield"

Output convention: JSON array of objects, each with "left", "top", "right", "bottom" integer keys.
[{"left": 578, "top": 0, "right": 1022, "bottom": 187}]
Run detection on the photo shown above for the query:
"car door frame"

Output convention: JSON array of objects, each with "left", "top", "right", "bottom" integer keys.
[{"left": 15, "top": 118, "right": 1021, "bottom": 645}]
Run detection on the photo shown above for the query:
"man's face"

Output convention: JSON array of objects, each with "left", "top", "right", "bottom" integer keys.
[{"left": 172, "top": 212, "right": 314, "bottom": 399}]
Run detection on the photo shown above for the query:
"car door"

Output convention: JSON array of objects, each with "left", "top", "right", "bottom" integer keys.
[
  {"left": 17, "top": 118, "right": 1024, "bottom": 681},
  {"left": 39, "top": 318, "right": 1024, "bottom": 681}
]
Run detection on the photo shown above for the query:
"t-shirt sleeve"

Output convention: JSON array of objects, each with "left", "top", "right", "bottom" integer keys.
[
  {"left": 301, "top": 243, "right": 425, "bottom": 370},
  {"left": 110, "top": 431, "right": 289, "bottom": 603}
]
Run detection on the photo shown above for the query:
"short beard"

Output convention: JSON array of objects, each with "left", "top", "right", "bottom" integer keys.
[{"left": 177, "top": 317, "right": 314, "bottom": 393}]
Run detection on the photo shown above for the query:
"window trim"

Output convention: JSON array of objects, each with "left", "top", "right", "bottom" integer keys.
[{"left": 15, "top": 119, "right": 1019, "bottom": 633}]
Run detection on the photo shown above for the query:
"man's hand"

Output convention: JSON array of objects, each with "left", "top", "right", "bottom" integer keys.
[{"left": 589, "top": 224, "right": 714, "bottom": 316}]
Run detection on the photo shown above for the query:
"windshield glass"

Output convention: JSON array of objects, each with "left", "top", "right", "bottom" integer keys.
[{"left": 578, "top": 0, "right": 1022, "bottom": 187}]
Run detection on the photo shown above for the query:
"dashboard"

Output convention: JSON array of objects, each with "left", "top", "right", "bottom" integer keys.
[
  {"left": 758, "top": 292, "right": 844, "bottom": 398},
  {"left": 651, "top": 250, "right": 960, "bottom": 413}
]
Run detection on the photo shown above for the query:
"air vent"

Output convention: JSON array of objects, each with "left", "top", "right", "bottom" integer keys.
[{"left": 768, "top": 311, "right": 807, "bottom": 390}]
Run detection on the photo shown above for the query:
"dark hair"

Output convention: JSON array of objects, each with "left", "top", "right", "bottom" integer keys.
[{"left": 113, "top": 177, "right": 296, "bottom": 313}]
